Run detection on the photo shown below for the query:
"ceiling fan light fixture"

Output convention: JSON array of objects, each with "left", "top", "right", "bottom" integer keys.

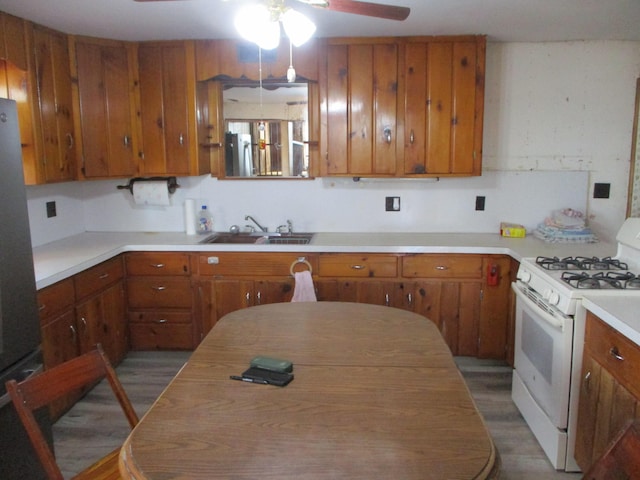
[
  {"left": 234, "top": 4, "right": 281, "bottom": 50},
  {"left": 281, "top": 9, "right": 316, "bottom": 47}
]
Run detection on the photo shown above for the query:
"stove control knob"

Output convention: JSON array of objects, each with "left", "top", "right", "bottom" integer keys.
[
  {"left": 518, "top": 270, "right": 531, "bottom": 283},
  {"left": 547, "top": 291, "right": 560, "bottom": 306}
]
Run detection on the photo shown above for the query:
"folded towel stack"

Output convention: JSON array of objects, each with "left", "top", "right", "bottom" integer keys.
[{"left": 533, "top": 208, "right": 598, "bottom": 243}]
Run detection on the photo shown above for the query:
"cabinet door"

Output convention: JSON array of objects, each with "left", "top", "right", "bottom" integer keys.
[
  {"left": 32, "top": 26, "right": 76, "bottom": 183},
  {"left": 75, "top": 281, "right": 127, "bottom": 364},
  {"left": 40, "top": 310, "right": 80, "bottom": 419},
  {"left": 403, "top": 38, "right": 484, "bottom": 176},
  {"left": 138, "top": 41, "right": 199, "bottom": 175},
  {"left": 212, "top": 279, "right": 255, "bottom": 321},
  {"left": 255, "top": 279, "right": 295, "bottom": 305},
  {"left": 325, "top": 42, "right": 398, "bottom": 176},
  {"left": 413, "top": 279, "right": 481, "bottom": 355},
  {"left": 75, "top": 40, "right": 136, "bottom": 177}
]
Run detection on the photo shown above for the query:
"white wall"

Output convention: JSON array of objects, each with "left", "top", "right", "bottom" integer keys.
[{"left": 26, "top": 40, "right": 640, "bottom": 247}]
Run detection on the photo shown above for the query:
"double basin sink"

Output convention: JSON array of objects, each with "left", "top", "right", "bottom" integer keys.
[{"left": 199, "top": 232, "right": 314, "bottom": 245}]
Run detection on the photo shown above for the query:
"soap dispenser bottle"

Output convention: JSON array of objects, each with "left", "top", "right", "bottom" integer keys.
[{"left": 197, "top": 205, "right": 213, "bottom": 234}]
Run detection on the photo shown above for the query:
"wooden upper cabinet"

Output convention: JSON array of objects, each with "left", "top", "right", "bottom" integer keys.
[
  {"left": 0, "top": 59, "right": 36, "bottom": 180},
  {"left": 403, "top": 37, "right": 485, "bottom": 176},
  {"left": 195, "top": 39, "right": 319, "bottom": 82},
  {"left": 138, "top": 40, "right": 208, "bottom": 176},
  {"left": 0, "top": 14, "right": 38, "bottom": 184},
  {"left": 31, "top": 25, "right": 77, "bottom": 183},
  {"left": 324, "top": 41, "right": 399, "bottom": 176},
  {"left": 72, "top": 37, "right": 137, "bottom": 178},
  {"left": 322, "top": 35, "right": 485, "bottom": 178}
]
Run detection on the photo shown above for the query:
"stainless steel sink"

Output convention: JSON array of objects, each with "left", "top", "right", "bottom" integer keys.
[{"left": 199, "top": 232, "right": 314, "bottom": 245}]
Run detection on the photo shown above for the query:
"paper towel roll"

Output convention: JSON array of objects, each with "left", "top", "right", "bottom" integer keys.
[
  {"left": 133, "top": 181, "right": 171, "bottom": 206},
  {"left": 184, "top": 199, "right": 196, "bottom": 235}
]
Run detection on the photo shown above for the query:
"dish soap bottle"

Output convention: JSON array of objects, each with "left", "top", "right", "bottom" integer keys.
[{"left": 197, "top": 205, "right": 213, "bottom": 234}]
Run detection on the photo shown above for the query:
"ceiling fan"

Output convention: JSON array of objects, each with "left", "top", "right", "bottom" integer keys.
[{"left": 133, "top": 0, "right": 411, "bottom": 22}]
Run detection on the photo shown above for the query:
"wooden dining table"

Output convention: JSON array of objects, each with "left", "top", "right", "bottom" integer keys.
[{"left": 119, "top": 302, "right": 499, "bottom": 479}]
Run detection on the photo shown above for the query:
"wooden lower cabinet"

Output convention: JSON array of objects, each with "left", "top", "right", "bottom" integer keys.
[
  {"left": 315, "top": 253, "right": 511, "bottom": 358},
  {"left": 197, "top": 253, "right": 317, "bottom": 338},
  {"left": 197, "top": 252, "right": 512, "bottom": 360},
  {"left": 125, "top": 252, "right": 197, "bottom": 350},
  {"left": 575, "top": 312, "right": 640, "bottom": 471},
  {"left": 38, "top": 258, "right": 127, "bottom": 420}
]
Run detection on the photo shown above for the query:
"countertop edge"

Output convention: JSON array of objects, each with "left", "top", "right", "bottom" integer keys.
[
  {"left": 581, "top": 296, "right": 640, "bottom": 347},
  {"left": 33, "top": 231, "right": 616, "bottom": 290}
]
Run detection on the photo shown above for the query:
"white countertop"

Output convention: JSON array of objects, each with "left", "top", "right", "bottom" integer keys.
[
  {"left": 581, "top": 295, "right": 640, "bottom": 347},
  {"left": 32, "top": 230, "right": 616, "bottom": 289}
]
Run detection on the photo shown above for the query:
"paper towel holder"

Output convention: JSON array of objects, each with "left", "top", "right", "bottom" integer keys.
[{"left": 117, "top": 176, "right": 180, "bottom": 195}]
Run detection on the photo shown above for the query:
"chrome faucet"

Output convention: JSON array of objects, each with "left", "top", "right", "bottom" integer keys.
[
  {"left": 277, "top": 219, "right": 293, "bottom": 234},
  {"left": 245, "top": 215, "right": 268, "bottom": 232}
]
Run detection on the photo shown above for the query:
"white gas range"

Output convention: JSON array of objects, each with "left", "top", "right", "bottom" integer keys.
[{"left": 511, "top": 217, "right": 640, "bottom": 472}]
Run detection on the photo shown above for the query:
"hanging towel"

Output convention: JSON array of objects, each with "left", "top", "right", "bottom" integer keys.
[{"left": 291, "top": 271, "right": 317, "bottom": 302}]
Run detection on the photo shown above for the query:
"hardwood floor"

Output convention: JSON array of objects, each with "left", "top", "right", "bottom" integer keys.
[{"left": 52, "top": 352, "right": 582, "bottom": 479}]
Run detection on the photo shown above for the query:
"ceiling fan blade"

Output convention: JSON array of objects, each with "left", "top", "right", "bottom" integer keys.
[{"left": 304, "top": 0, "right": 410, "bottom": 21}]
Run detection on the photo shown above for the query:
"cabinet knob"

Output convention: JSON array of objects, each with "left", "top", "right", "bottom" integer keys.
[
  {"left": 435, "top": 265, "right": 449, "bottom": 271},
  {"left": 383, "top": 126, "right": 392, "bottom": 144},
  {"left": 350, "top": 265, "right": 365, "bottom": 270},
  {"left": 583, "top": 371, "right": 591, "bottom": 392},
  {"left": 409, "top": 129, "right": 415, "bottom": 144},
  {"left": 154, "top": 318, "right": 168, "bottom": 324},
  {"left": 151, "top": 286, "right": 167, "bottom": 291},
  {"left": 150, "top": 263, "right": 165, "bottom": 269},
  {"left": 179, "top": 133, "right": 184, "bottom": 145},
  {"left": 385, "top": 293, "right": 390, "bottom": 306},
  {"left": 123, "top": 135, "right": 130, "bottom": 147},
  {"left": 610, "top": 346, "right": 625, "bottom": 361}
]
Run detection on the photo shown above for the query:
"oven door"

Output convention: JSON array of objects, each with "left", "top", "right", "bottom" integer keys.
[{"left": 512, "top": 281, "right": 574, "bottom": 429}]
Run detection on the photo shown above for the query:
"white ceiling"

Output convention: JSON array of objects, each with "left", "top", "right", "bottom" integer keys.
[{"left": 1, "top": 0, "right": 639, "bottom": 43}]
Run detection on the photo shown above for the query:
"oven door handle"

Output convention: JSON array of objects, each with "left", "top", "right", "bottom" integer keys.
[{"left": 511, "top": 282, "right": 566, "bottom": 331}]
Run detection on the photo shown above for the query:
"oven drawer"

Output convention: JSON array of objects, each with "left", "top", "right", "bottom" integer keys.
[{"left": 585, "top": 312, "right": 640, "bottom": 399}]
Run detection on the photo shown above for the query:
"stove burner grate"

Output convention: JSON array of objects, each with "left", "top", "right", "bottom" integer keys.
[
  {"left": 537, "top": 256, "right": 628, "bottom": 271},
  {"left": 560, "top": 271, "right": 640, "bottom": 289}
]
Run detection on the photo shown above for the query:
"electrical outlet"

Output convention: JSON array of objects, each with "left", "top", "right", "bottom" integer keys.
[
  {"left": 385, "top": 196, "right": 401, "bottom": 212},
  {"left": 475, "top": 196, "right": 486, "bottom": 211},
  {"left": 46, "top": 201, "right": 57, "bottom": 218},
  {"left": 593, "top": 183, "right": 610, "bottom": 199}
]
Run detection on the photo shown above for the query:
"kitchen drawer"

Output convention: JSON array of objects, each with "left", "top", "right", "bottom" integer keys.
[
  {"left": 199, "top": 253, "right": 318, "bottom": 277},
  {"left": 402, "top": 255, "right": 483, "bottom": 279},
  {"left": 37, "top": 278, "right": 75, "bottom": 324},
  {"left": 318, "top": 254, "right": 397, "bottom": 278},
  {"left": 126, "top": 252, "right": 192, "bottom": 276},
  {"left": 586, "top": 312, "right": 640, "bottom": 399},
  {"left": 128, "top": 315, "right": 194, "bottom": 350},
  {"left": 73, "top": 256, "right": 124, "bottom": 301},
  {"left": 126, "top": 277, "right": 193, "bottom": 309}
]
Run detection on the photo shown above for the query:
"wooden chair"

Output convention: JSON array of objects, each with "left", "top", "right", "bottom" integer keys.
[
  {"left": 582, "top": 419, "right": 640, "bottom": 480},
  {"left": 5, "top": 344, "right": 139, "bottom": 480}
]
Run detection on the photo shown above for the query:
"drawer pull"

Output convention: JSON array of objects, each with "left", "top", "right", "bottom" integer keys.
[
  {"left": 154, "top": 319, "right": 168, "bottom": 324},
  {"left": 99, "top": 273, "right": 109, "bottom": 279},
  {"left": 150, "top": 263, "right": 165, "bottom": 268},
  {"left": 435, "top": 265, "right": 449, "bottom": 271},
  {"left": 350, "top": 265, "right": 366, "bottom": 270},
  {"left": 151, "top": 286, "right": 167, "bottom": 291},
  {"left": 583, "top": 371, "right": 591, "bottom": 392},
  {"left": 609, "top": 347, "right": 625, "bottom": 361},
  {"left": 384, "top": 293, "right": 390, "bottom": 306}
]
